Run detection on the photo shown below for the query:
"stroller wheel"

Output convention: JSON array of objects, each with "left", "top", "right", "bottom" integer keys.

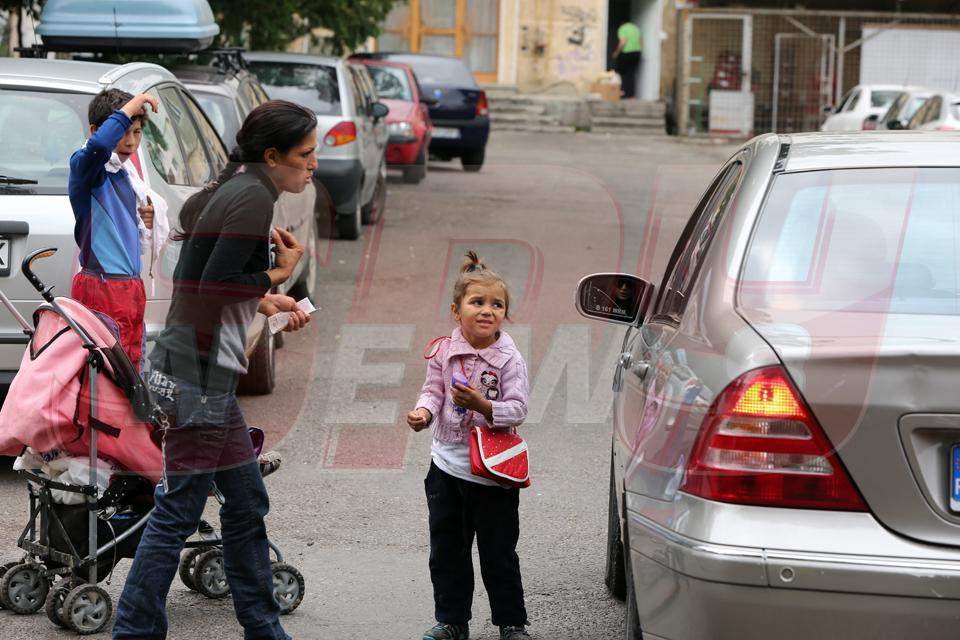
[
  {"left": 0, "top": 561, "right": 20, "bottom": 610},
  {"left": 45, "top": 578, "right": 82, "bottom": 628},
  {"left": 196, "top": 549, "right": 231, "bottom": 599},
  {"left": 63, "top": 584, "right": 112, "bottom": 635},
  {"left": 271, "top": 562, "right": 305, "bottom": 614},
  {"left": 1, "top": 562, "right": 50, "bottom": 614},
  {"left": 178, "top": 547, "right": 207, "bottom": 592}
]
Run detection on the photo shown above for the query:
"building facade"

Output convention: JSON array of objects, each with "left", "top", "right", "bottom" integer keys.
[{"left": 376, "top": 0, "right": 667, "bottom": 100}]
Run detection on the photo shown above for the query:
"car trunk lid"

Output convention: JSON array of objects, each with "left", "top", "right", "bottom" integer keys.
[
  {"left": 744, "top": 310, "right": 960, "bottom": 546},
  {"left": 421, "top": 84, "right": 481, "bottom": 121}
]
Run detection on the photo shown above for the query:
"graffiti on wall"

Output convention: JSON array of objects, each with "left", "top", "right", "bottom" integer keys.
[{"left": 554, "top": 4, "right": 600, "bottom": 79}]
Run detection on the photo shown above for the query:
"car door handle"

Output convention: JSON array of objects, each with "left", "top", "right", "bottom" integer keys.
[{"left": 630, "top": 362, "right": 650, "bottom": 381}]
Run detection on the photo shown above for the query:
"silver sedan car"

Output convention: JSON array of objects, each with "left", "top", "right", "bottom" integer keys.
[{"left": 578, "top": 132, "right": 960, "bottom": 640}]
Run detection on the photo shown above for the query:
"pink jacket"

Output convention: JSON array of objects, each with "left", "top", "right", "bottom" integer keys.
[{"left": 416, "top": 327, "right": 529, "bottom": 444}]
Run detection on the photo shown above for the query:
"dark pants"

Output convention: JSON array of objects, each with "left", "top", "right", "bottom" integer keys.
[
  {"left": 426, "top": 462, "right": 527, "bottom": 627},
  {"left": 616, "top": 51, "right": 641, "bottom": 98},
  {"left": 113, "top": 375, "right": 289, "bottom": 640}
]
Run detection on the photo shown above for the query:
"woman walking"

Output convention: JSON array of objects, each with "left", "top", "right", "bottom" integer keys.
[{"left": 112, "top": 100, "right": 318, "bottom": 640}]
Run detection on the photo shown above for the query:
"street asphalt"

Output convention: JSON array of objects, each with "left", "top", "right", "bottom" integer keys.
[{"left": 0, "top": 129, "right": 737, "bottom": 639}]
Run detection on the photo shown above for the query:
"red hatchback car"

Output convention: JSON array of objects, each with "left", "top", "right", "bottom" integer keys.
[{"left": 353, "top": 59, "right": 433, "bottom": 184}]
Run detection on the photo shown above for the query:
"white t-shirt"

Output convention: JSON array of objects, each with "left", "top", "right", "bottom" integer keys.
[{"left": 431, "top": 437, "right": 501, "bottom": 487}]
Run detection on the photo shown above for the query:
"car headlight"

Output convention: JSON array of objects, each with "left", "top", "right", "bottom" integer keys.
[{"left": 387, "top": 121, "right": 415, "bottom": 141}]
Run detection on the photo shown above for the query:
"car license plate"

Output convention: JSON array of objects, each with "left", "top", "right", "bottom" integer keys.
[
  {"left": 0, "top": 236, "right": 9, "bottom": 277},
  {"left": 432, "top": 127, "right": 461, "bottom": 140},
  {"left": 950, "top": 444, "right": 960, "bottom": 512}
]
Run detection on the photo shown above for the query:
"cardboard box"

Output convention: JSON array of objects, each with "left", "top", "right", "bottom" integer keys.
[{"left": 590, "top": 81, "right": 620, "bottom": 102}]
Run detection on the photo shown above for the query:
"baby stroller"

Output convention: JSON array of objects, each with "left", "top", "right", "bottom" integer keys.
[{"left": 0, "top": 248, "right": 305, "bottom": 634}]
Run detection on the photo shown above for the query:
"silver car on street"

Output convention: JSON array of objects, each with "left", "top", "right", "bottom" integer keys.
[
  {"left": 245, "top": 52, "right": 389, "bottom": 240},
  {"left": 578, "top": 132, "right": 960, "bottom": 640}
]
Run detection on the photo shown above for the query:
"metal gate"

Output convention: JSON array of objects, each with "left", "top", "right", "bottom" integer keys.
[
  {"left": 680, "top": 13, "right": 753, "bottom": 136},
  {"left": 771, "top": 33, "right": 835, "bottom": 133}
]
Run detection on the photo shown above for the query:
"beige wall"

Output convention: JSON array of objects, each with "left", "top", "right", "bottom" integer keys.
[{"left": 499, "top": 0, "right": 609, "bottom": 92}]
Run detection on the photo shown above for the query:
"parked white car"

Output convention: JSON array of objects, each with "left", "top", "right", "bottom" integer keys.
[
  {"left": 820, "top": 84, "right": 903, "bottom": 131},
  {"left": 0, "top": 58, "right": 316, "bottom": 398},
  {"left": 907, "top": 91, "right": 960, "bottom": 131}
]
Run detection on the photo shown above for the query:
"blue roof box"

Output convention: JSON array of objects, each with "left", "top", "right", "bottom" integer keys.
[{"left": 38, "top": 0, "right": 219, "bottom": 53}]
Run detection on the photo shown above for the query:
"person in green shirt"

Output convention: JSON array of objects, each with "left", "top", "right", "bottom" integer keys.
[{"left": 613, "top": 21, "right": 642, "bottom": 98}]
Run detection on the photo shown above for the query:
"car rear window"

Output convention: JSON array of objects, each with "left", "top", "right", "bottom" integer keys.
[
  {"left": 193, "top": 91, "right": 241, "bottom": 148},
  {"left": 247, "top": 62, "right": 341, "bottom": 116},
  {"left": 366, "top": 65, "right": 412, "bottom": 101},
  {"left": 741, "top": 168, "right": 960, "bottom": 316},
  {"left": 384, "top": 55, "right": 475, "bottom": 87},
  {"left": 0, "top": 89, "right": 89, "bottom": 195},
  {"left": 871, "top": 90, "right": 901, "bottom": 109}
]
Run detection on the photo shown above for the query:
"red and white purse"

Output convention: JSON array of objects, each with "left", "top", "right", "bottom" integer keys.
[{"left": 469, "top": 422, "right": 530, "bottom": 489}]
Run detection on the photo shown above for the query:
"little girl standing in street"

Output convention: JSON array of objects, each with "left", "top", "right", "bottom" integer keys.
[{"left": 408, "top": 251, "right": 532, "bottom": 640}]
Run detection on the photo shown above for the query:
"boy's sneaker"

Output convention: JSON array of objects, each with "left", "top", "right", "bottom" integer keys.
[
  {"left": 422, "top": 622, "right": 469, "bottom": 640},
  {"left": 499, "top": 626, "right": 531, "bottom": 640}
]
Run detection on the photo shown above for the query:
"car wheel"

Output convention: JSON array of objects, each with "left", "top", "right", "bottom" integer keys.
[
  {"left": 605, "top": 454, "right": 626, "bottom": 601},
  {"left": 403, "top": 147, "right": 428, "bottom": 184},
  {"left": 361, "top": 164, "right": 387, "bottom": 225},
  {"left": 623, "top": 525, "right": 643, "bottom": 640},
  {"left": 461, "top": 148, "right": 485, "bottom": 172},
  {"left": 336, "top": 198, "right": 362, "bottom": 240},
  {"left": 237, "top": 326, "right": 276, "bottom": 395}
]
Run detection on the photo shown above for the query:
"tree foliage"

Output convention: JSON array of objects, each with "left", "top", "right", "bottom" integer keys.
[{"left": 209, "top": 0, "right": 403, "bottom": 53}]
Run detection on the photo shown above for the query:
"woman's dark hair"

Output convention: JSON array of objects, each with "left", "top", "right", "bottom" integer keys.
[{"left": 176, "top": 99, "right": 317, "bottom": 238}]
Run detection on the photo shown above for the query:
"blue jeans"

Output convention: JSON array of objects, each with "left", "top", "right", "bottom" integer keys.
[{"left": 113, "top": 373, "right": 290, "bottom": 640}]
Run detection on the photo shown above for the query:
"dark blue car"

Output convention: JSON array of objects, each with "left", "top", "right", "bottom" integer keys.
[{"left": 354, "top": 52, "right": 489, "bottom": 172}]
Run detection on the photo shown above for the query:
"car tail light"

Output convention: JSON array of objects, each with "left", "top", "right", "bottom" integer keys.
[
  {"left": 680, "top": 366, "right": 868, "bottom": 511},
  {"left": 324, "top": 122, "right": 357, "bottom": 146},
  {"left": 475, "top": 91, "right": 489, "bottom": 117}
]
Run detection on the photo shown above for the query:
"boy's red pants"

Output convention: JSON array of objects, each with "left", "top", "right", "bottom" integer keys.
[{"left": 71, "top": 271, "right": 146, "bottom": 370}]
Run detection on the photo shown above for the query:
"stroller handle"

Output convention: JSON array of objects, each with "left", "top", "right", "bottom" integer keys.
[{"left": 22, "top": 247, "right": 57, "bottom": 301}]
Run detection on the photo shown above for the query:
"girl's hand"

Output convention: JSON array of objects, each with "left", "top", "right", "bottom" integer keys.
[
  {"left": 407, "top": 408, "right": 432, "bottom": 431},
  {"left": 452, "top": 383, "right": 484, "bottom": 412}
]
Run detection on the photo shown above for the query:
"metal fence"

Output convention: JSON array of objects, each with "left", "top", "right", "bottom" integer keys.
[{"left": 675, "top": 7, "right": 960, "bottom": 136}]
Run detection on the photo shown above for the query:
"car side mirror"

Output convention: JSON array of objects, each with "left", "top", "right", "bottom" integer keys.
[
  {"left": 822, "top": 104, "right": 835, "bottom": 115},
  {"left": 420, "top": 95, "right": 438, "bottom": 106},
  {"left": 371, "top": 101, "right": 389, "bottom": 120},
  {"left": 575, "top": 273, "right": 653, "bottom": 326}
]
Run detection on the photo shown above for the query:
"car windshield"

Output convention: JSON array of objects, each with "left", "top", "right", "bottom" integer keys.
[
  {"left": 871, "top": 90, "right": 901, "bottom": 109},
  {"left": 366, "top": 65, "right": 412, "bottom": 101},
  {"left": 384, "top": 55, "right": 475, "bottom": 87},
  {"left": 0, "top": 89, "right": 90, "bottom": 195},
  {"left": 193, "top": 91, "right": 240, "bottom": 148},
  {"left": 741, "top": 168, "right": 960, "bottom": 316},
  {"left": 247, "top": 61, "right": 341, "bottom": 115}
]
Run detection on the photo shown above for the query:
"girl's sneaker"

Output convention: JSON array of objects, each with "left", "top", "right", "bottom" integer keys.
[
  {"left": 423, "top": 622, "right": 469, "bottom": 640},
  {"left": 499, "top": 626, "right": 531, "bottom": 640}
]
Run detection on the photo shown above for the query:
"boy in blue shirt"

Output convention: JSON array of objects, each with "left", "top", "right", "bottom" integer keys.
[{"left": 69, "top": 89, "right": 158, "bottom": 369}]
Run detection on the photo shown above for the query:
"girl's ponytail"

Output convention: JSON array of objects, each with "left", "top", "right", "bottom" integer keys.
[{"left": 461, "top": 250, "right": 487, "bottom": 274}]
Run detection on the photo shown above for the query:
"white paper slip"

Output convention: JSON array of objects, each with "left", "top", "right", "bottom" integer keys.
[{"left": 268, "top": 297, "right": 319, "bottom": 334}]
